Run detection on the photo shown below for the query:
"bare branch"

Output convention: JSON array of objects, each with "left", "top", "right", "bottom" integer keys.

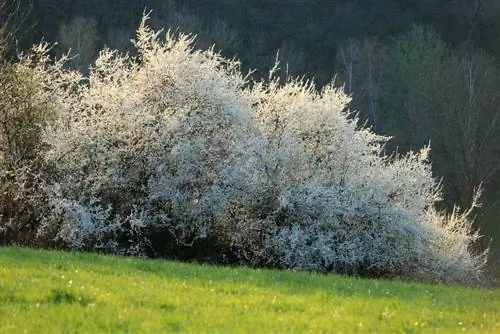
[{"left": 0, "top": 0, "right": 33, "bottom": 58}]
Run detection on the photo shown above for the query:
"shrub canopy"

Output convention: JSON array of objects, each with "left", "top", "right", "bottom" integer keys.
[{"left": 0, "top": 14, "right": 487, "bottom": 285}]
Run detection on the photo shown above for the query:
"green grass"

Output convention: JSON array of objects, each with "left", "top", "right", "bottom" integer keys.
[{"left": 0, "top": 246, "right": 498, "bottom": 333}]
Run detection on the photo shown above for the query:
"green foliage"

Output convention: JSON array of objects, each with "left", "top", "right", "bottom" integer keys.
[
  {"left": 0, "top": 246, "right": 498, "bottom": 333},
  {"left": 380, "top": 25, "right": 448, "bottom": 150}
]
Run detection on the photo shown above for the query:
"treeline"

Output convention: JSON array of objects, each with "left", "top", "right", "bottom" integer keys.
[{"left": 3, "top": 0, "right": 500, "bottom": 256}]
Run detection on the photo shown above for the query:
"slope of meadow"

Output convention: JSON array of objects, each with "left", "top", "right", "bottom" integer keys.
[{"left": 0, "top": 246, "right": 498, "bottom": 333}]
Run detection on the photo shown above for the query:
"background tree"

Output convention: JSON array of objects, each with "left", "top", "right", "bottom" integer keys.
[
  {"left": 336, "top": 39, "right": 386, "bottom": 133},
  {"left": 56, "top": 17, "right": 98, "bottom": 74},
  {"left": 379, "top": 25, "right": 448, "bottom": 151},
  {"left": 0, "top": 0, "right": 33, "bottom": 58},
  {"left": 418, "top": 50, "right": 500, "bottom": 252}
]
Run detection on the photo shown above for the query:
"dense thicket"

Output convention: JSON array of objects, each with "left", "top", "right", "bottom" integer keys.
[
  {"left": 0, "top": 14, "right": 489, "bottom": 285},
  {"left": 4, "top": 0, "right": 498, "bottom": 261}
]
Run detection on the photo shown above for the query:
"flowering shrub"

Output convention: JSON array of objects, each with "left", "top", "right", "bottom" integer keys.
[
  {"left": 234, "top": 74, "right": 486, "bottom": 283},
  {"left": 0, "top": 45, "right": 72, "bottom": 245},
  {"left": 36, "top": 15, "right": 260, "bottom": 258},
  {"left": 6, "top": 14, "right": 486, "bottom": 284}
]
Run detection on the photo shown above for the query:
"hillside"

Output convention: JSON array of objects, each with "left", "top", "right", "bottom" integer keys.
[{"left": 0, "top": 246, "right": 498, "bottom": 333}]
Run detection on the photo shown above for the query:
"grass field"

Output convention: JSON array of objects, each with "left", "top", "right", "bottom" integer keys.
[{"left": 0, "top": 246, "right": 498, "bottom": 333}]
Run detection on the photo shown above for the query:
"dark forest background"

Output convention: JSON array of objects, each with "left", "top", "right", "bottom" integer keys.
[{"left": 2, "top": 0, "right": 500, "bottom": 260}]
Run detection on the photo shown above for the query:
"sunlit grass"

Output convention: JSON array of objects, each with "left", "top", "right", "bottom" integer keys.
[{"left": 0, "top": 246, "right": 498, "bottom": 333}]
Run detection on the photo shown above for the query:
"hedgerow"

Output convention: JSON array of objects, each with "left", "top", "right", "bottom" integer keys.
[{"left": 0, "top": 14, "right": 487, "bottom": 285}]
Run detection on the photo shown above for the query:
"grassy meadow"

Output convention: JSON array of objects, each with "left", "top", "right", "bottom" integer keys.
[{"left": 0, "top": 246, "right": 498, "bottom": 333}]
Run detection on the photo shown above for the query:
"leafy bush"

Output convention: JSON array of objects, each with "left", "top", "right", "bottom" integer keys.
[{"left": 10, "top": 14, "right": 487, "bottom": 284}]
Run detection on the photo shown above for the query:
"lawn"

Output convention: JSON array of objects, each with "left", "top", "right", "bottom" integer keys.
[{"left": 0, "top": 246, "right": 498, "bottom": 333}]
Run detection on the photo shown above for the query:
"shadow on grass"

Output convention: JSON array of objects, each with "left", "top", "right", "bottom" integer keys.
[{"left": 47, "top": 288, "right": 94, "bottom": 306}]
